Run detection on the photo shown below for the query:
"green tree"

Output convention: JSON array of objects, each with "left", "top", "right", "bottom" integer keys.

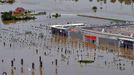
[
  {"left": 92, "top": 6, "right": 97, "bottom": 12},
  {"left": 111, "top": 0, "right": 116, "bottom": 3}
]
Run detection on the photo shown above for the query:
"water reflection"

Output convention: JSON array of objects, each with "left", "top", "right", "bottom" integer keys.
[
  {"left": 2, "top": 20, "right": 35, "bottom": 25},
  {"left": 2, "top": 20, "right": 17, "bottom": 25}
]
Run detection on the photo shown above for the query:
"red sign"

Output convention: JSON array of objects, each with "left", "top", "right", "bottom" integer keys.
[{"left": 84, "top": 35, "right": 96, "bottom": 40}]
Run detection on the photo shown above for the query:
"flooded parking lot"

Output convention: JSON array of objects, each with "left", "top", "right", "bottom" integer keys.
[
  {"left": 0, "top": 0, "right": 134, "bottom": 75},
  {"left": 0, "top": 20, "right": 134, "bottom": 75}
]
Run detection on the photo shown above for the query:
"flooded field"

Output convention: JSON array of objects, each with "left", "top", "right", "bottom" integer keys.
[
  {"left": 1, "top": 0, "right": 134, "bottom": 15},
  {"left": 0, "top": 0, "right": 134, "bottom": 75}
]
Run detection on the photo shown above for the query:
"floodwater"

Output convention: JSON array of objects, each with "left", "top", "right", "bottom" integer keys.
[{"left": 0, "top": 0, "right": 134, "bottom": 75}]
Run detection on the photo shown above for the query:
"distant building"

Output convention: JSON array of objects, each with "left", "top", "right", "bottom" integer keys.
[
  {"left": 50, "top": 23, "right": 84, "bottom": 38},
  {"left": 15, "top": 7, "right": 25, "bottom": 13},
  {"left": 12, "top": 7, "right": 25, "bottom": 16}
]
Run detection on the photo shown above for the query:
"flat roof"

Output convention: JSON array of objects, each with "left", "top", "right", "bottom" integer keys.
[
  {"left": 119, "top": 38, "right": 134, "bottom": 42},
  {"left": 50, "top": 23, "right": 85, "bottom": 29},
  {"left": 83, "top": 24, "right": 134, "bottom": 37}
]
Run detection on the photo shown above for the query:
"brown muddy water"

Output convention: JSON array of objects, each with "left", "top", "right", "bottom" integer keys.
[{"left": 0, "top": 0, "right": 134, "bottom": 75}]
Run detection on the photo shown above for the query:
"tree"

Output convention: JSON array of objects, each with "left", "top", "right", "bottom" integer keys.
[
  {"left": 8, "top": 0, "right": 15, "bottom": 4},
  {"left": 74, "top": 0, "right": 79, "bottom": 2},
  {"left": 52, "top": 13, "right": 61, "bottom": 18},
  {"left": 111, "top": 0, "right": 116, "bottom": 3},
  {"left": 89, "top": 0, "right": 93, "bottom": 2},
  {"left": 118, "top": 0, "right": 124, "bottom": 4},
  {"left": 92, "top": 6, "right": 97, "bottom": 12}
]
